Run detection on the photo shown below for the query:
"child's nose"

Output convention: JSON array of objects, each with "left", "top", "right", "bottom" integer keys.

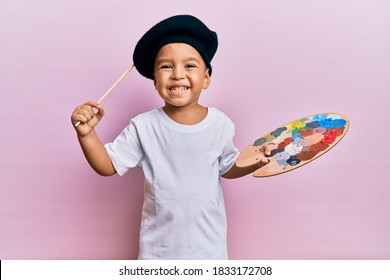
[{"left": 171, "top": 67, "right": 185, "bottom": 80}]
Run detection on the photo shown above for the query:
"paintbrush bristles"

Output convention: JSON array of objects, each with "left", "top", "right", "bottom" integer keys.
[{"left": 74, "top": 64, "right": 134, "bottom": 127}]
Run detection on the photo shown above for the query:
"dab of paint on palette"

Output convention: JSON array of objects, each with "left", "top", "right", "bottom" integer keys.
[{"left": 236, "top": 113, "right": 350, "bottom": 177}]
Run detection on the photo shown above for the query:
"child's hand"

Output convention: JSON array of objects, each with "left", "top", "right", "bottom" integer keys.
[
  {"left": 223, "top": 142, "right": 276, "bottom": 179},
  {"left": 256, "top": 142, "right": 275, "bottom": 168},
  {"left": 71, "top": 101, "right": 105, "bottom": 136}
]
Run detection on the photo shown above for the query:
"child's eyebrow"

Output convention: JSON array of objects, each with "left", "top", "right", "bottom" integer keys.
[
  {"left": 155, "top": 57, "right": 201, "bottom": 66},
  {"left": 155, "top": 58, "right": 172, "bottom": 65},
  {"left": 184, "top": 57, "right": 201, "bottom": 64}
]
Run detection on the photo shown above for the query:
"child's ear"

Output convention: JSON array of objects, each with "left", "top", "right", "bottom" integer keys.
[
  {"left": 202, "top": 69, "right": 211, "bottom": 89},
  {"left": 153, "top": 73, "right": 157, "bottom": 89}
]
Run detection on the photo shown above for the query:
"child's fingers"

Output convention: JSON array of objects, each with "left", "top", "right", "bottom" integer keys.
[
  {"left": 73, "top": 111, "right": 90, "bottom": 123},
  {"left": 262, "top": 143, "right": 276, "bottom": 156},
  {"left": 257, "top": 157, "right": 270, "bottom": 168},
  {"left": 84, "top": 101, "right": 102, "bottom": 110},
  {"left": 254, "top": 146, "right": 273, "bottom": 166},
  {"left": 72, "top": 109, "right": 93, "bottom": 127},
  {"left": 78, "top": 102, "right": 104, "bottom": 118},
  {"left": 84, "top": 101, "right": 105, "bottom": 119},
  {"left": 71, "top": 101, "right": 104, "bottom": 126}
]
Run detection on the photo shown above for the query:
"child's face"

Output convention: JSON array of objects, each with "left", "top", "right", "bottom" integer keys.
[{"left": 153, "top": 43, "right": 210, "bottom": 109}]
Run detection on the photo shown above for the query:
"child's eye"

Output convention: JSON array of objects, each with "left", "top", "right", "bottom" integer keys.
[
  {"left": 185, "top": 64, "right": 196, "bottom": 69},
  {"left": 160, "top": 65, "right": 173, "bottom": 69}
]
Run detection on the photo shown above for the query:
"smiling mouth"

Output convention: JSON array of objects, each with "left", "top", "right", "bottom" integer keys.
[{"left": 169, "top": 86, "right": 189, "bottom": 93}]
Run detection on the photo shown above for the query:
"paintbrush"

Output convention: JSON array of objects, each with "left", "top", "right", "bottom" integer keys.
[{"left": 74, "top": 64, "right": 134, "bottom": 127}]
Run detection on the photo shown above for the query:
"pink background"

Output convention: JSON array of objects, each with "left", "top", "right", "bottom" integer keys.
[{"left": 1, "top": 0, "right": 389, "bottom": 259}]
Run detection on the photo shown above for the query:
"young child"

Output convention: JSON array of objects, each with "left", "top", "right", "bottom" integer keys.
[{"left": 71, "top": 15, "right": 272, "bottom": 259}]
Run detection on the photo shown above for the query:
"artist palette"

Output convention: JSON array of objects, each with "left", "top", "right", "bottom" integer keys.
[{"left": 237, "top": 113, "right": 350, "bottom": 177}]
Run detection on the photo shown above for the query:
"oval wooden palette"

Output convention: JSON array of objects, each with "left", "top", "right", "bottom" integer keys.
[{"left": 236, "top": 113, "right": 350, "bottom": 177}]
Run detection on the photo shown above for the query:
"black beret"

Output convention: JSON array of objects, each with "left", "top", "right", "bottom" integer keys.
[{"left": 133, "top": 15, "right": 218, "bottom": 80}]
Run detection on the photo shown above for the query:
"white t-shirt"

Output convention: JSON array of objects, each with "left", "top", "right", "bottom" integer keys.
[{"left": 105, "top": 107, "right": 239, "bottom": 259}]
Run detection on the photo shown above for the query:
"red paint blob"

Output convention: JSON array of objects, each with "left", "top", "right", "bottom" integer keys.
[
  {"left": 321, "top": 129, "right": 340, "bottom": 144},
  {"left": 333, "top": 127, "right": 345, "bottom": 136},
  {"left": 278, "top": 137, "right": 294, "bottom": 149}
]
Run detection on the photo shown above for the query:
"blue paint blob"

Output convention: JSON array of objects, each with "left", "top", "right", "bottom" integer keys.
[
  {"left": 293, "top": 136, "right": 303, "bottom": 144},
  {"left": 327, "top": 114, "right": 342, "bottom": 120},
  {"left": 318, "top": 118, "right": 333, "bottom": 128},
  {"left": 306, "top": 121, "right": 320, "bottom": 129},
  {"left": 330, "top": 119, "right": 347, "bottom": 128},
  {"left": 274, "top": 151, "right": 290, "bottom": 160},
  {"left": 313, "top": 114, "right": 327, "bottom": 121},
  {"left": 286, "top": 155, "right": 301, "bottom": 166},
  {"left": 277, "top": 159, "right": 289, "bottom": 166},
  {"left": 254, "top": 137, "right": 267, "bottom": 146},
  {"left": 271, "top": 127, "right": 287, "bottom": 137}
]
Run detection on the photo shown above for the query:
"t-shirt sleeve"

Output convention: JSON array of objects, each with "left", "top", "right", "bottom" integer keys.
[
  {"left": 104, "top": 121, "right": 144, "bottom": 176},
  {"left": 219, "top": 122, "right": 240, "bottom": 176}
]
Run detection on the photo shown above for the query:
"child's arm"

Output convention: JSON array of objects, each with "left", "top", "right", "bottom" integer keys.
[
  {"left": 221, "top": 143, "right": 273, "bottom": 179},
  {"left": 71, "top": 101, "right": 116, "bottom": 176}
]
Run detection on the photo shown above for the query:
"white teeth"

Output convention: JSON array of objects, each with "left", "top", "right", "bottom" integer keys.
[{"left": 170, "top": 87, "right": 188, "bottom": 92}]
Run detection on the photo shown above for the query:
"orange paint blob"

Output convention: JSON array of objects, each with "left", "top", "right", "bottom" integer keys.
[
  {"left": 297, "top": 150, "right": 317, "bottom": 161},
  {"left": 309, "top": 142, "right": 329, "bottom": 153},
  {"left": 299, "top": 128, "right": 313, "bottom": 137}
]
